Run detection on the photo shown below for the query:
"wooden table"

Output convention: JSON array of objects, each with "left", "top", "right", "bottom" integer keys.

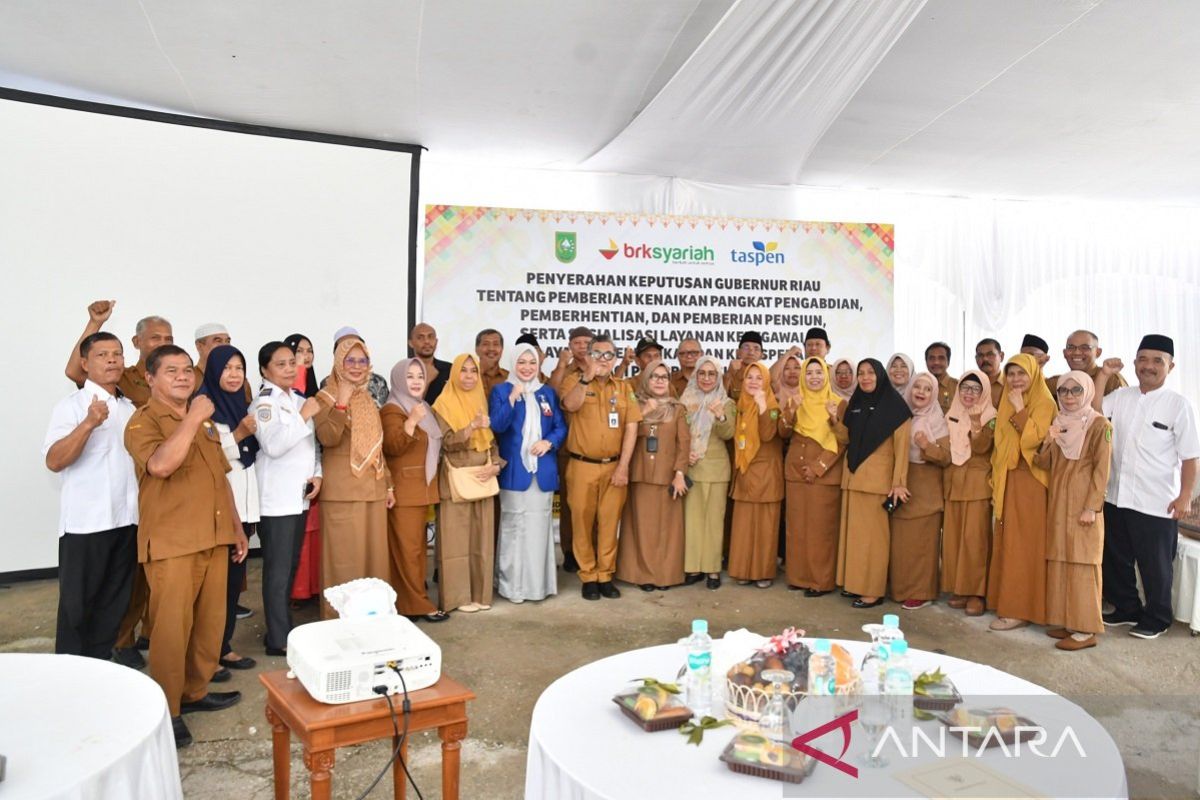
[{"left": 260, "top": 670, "right": 475, "bottom": 800}]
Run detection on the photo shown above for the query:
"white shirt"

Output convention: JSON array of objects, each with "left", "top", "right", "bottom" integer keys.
[
  {"left": 1104, "top": 385, "right": 1200, "bottom": 518},
  {"left": 42, "top": 380, "right": 138, "bottom": 536},
  {"left": 252, "top": 381, "right": 322, "bottom": 517},
  {"left": 216, "top": 422, "right": 261, "bottom": 524}
]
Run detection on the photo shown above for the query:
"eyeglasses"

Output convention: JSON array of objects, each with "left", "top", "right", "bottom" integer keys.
[
  {"left": 1064, "top": 344, "right": 1094, "bottom": 353},
  {"left": 958, "top": 384, "right": 983, "bottom": 396},
  {"left": 1056, "top": 385, "right": 1085, "bottom": 397},
  {"left": 697, "top": 369, "right": 719, "bottom": 378},
  {"left": 590, "top": 351, "right": 616, "bottom": 361},
  {"left": 343, "top": 357, "right": 370, "bottom": 368},
  {"left": 648, "top": 374, "right": 670, "bottom": 381},
  {"left": 678, "top": 349, "right": 702, "bottom": 357}
]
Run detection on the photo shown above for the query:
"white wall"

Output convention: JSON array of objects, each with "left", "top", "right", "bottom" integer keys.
[{"left": 1, "top": 97, "right": 413, "bottom": 573}]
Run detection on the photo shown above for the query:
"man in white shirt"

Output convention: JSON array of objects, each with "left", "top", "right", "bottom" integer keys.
[
  {"left": 1096, "top": 334, "right": 1200, "bottom": 639},
  {"left": 43, "top": 332, "right": 139, "bottom": 658}
]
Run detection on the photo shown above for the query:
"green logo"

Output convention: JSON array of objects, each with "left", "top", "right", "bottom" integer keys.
[{"left": 555, "top": 231, "right": 577, "bottom": 264}]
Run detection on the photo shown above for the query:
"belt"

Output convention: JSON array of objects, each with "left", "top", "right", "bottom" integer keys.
[{"left": 568, "top": 452, "right": 619, "bottom": 465}]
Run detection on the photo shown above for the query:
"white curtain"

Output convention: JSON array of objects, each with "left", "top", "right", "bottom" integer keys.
[{"left": 423, "top": 161, "right": 1200, "bottom": 402}]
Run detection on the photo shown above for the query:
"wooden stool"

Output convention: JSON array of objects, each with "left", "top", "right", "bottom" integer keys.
[{"left": 260, "top": 670, "right": 475, "bottom": 800}]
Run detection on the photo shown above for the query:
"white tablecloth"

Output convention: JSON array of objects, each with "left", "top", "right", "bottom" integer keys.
[
  {"left": 0, "top": 653, "right": 182, "bottom": 800},
  {"left": 525, "top": 635, "right": 1127, "bottom": 800},
  {"left": 1172, "top": 534, "right": 1200, "bottom": 633}
]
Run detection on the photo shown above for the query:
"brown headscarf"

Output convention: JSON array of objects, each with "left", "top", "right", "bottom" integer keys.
[
  {"left": 432, "top": 354, "right": 494, "bottom": 452},
  {"left": 636, "top": 359, "right": 684, "bottom": 423},
  {"left": 386, "top": 358, "right": 443, "bottom": 484},
  {"left": 946, "top": 369, "right": 997, "bottom": 466},
  {"left": 319, "top": 338, "right": 384, "bottom": 479},
  {"left": 1050, "top": 370, "right": 1102, "bottom": 461},
  {"left": 734, "top": 362, "right": 780, "bottom": 473}
]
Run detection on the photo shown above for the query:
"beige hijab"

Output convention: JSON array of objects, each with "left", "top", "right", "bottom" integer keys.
[
  {"left": 946, "top": 369, "right": 997, "bottom": 466},
  {"left": 1051, "top": 370, "right": 1102, "bottom": 460}
]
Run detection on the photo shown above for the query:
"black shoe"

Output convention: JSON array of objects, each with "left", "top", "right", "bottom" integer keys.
[
  {"left": 180, "top": 691, "right": 242, "bottom": 714},
  {"left": 264, "top": 646, "right": 287, "bottom": 657},
  {"left": 706, "top": 576, "right": 721, "bottom": 590},
  {"left": 235, "top": 604, "right": 254, "bottom": 620},
  {"left": 1103, "top": 611, "right": 1139, "bottom": 627},
  {"left": 582, "top": 582, "right": 600, "bottom": 601},
  {"left": 421, "top": 611, "right": 450, "bottom": 623},
  {"left": 805, "top": 589, "right": 832, "bottom": 598},
  {"left": 135, "top": 636, "right": 150, "bottom": 651},
  {"left": 655, "top": 586, "right": 670, "bottom": 592},
  {"left": 640, "top": 583, "right": 656, "bottom": 593},
  {"left": 172, "top": 715, "right": 192, "bottom": 748},
  {"left": 220, "top": 655, "right": 257, "bottom": 670},
  {"left": 840, "top": 589, "right": 860, "bottom": 599},
  {"left": 1129, "top": 624, "right": 1167, "bottom": 640},
  {"left": 211, "top": 667, "right": 232, "bottom": 683},
  {"left": 787, "top": 585, "right": 804, "bottom": 592},
  {"left": 852, "top": 597, "right": 884, "bottom": 609},
  {"left": 598, "top": 581, "right": 621, "bottom": 599},
  {"left": 563, "top": 556, "right": 580, "bottom": 573},
  {"left": 684, "top": 573, "right": 704, "bottom": 585},
  {"left": 112, "top": 646, "right": 145, "bottom": 670}
]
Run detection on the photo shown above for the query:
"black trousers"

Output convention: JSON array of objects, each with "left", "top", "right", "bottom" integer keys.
[
  {"left": 56, "top": 525, "right": 137, "bottom": 658},
  {"left": 220, "top": 523, "right": 253, "bottom": 657},
  {"left": 258, "top": 513, "right": 307, "bottom": 650},
  {"left": 1103, "top": 503, "right": 1178, "bottom": 631}
]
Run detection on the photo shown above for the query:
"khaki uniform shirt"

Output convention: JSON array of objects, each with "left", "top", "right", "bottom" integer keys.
[
  {"left": 124, "top": 397, "right": 239, "bottom": 562},
  {"left": 118, "top": 364, "right": 152, "bottom": 408},
  {"left": 481, "top": 366, "right": 510, "bottom": 398},
  {"left": 561, "top": 374, "right": 643, "bottom": 459},
  {"left": 936, "top": 374, "right": 957, "bottom": 414}
]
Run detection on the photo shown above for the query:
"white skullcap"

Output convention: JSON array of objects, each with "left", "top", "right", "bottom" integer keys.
[
  {"left": 333, "top": 325, "right": 360, "bottom": 342},
  {"left": 194, "top": 322, "right": 229, "bottom": 340}
]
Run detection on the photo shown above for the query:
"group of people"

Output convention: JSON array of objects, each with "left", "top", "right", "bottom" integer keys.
[{"left": 44, "top": 299, "right": 1198, "bottom": 746}]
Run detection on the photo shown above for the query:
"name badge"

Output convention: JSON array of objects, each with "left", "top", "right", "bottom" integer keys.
[
  {"left": 608, "top": 412, "right": 620, "bottom": 429},
  {"left": 539, "top": 399, "right": 553, "bottom": 417}
]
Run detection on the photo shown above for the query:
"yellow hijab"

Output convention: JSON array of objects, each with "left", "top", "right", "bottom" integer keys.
[
  {"left": 432, "top": 354, "right": 495, "bottom": 452},
  {"left": 735, "top": 362, "right": 780, "bottom": 473},
  {"left": 990, "top": 352, "right": 1056, "bottom": 518},
  {"left": 793, "top": 357, "right": 839, "bottom": 453},
  {"left": 318, "top": 338, "right": 384, "bottom": 479}
]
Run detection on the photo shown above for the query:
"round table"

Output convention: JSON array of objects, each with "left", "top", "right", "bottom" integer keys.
[
  {"left": 0, "top": 653, "right": 183, "bottom": 799},
  {"left": 525, "top": 634, "right": 1127, "bottom": 799}
]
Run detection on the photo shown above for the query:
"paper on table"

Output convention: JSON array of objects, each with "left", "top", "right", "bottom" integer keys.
[{"left": 896, "top": 760, "right": 1044, "bottom": 799}]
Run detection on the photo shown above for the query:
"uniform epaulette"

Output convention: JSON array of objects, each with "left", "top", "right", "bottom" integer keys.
[{"left": 261, "top": 387, "right": 274, "bottom": 396}]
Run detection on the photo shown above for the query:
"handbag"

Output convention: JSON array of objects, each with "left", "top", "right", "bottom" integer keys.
[{"left": 445, "top": 463, "right": 500, "bottom": 502}]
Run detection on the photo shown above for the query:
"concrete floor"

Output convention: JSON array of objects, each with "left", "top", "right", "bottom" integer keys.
[{"left": 2, "top": 559, "right": 1198, "bottom": 799}]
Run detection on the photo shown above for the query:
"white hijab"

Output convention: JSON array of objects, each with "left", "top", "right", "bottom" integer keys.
[{"left": 508, "top": 343, "right": 545, "bottom": 473}]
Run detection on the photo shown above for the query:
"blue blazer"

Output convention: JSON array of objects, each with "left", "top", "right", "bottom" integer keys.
[{"left": 489, "top": 383, "right": 567, "bottom": 492}]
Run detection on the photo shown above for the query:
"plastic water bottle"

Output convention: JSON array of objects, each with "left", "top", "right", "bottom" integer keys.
[
  {"left": 685, "top": 619, "right": 713, "bottom": 719},
  {"left": 875, "top": 614, "right": 904, "bottom": 692},
  {"left": 807, "top": 638, "right": 837, "bottom": 696},
  {"left": 883, "top": 639, "right": 914, "bottom": 725}
]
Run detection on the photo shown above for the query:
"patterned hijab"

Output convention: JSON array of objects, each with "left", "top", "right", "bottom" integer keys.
[
  {"left": 636, "top": 359, "right": 684, "bottom": 424},
  {"left": 319, "top": 338, "right": 384, "bottom": 479},
  {"left": 680, "top": 355, "right": 729, "bottom": 458}
]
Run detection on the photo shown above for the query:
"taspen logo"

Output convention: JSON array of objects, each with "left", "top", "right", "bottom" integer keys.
[
  {"left": 598, "top": 239, "right": 715, "bottom": 265},
  {"left": 730, "top": 240, "right": 785, "bottom": 266}
]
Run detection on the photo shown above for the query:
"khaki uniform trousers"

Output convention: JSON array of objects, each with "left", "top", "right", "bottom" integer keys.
[{"left": 566, "top": 459, "right": 626, "bottom": 583}]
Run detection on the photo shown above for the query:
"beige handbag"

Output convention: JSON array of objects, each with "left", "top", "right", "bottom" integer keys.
[{"left": 445, "top": 463, "right": 500, "bottom": 502}]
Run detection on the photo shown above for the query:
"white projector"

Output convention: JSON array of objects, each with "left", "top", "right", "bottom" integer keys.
[{"left": 287, "top": 616, "right": 442, "bottom": 704}]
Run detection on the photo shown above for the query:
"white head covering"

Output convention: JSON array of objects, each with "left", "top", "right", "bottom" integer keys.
[
  {"left": 679, "top": 355, "right": 729, "bottom": 458},
  {"left": 194, "top": 322, "right": 229, "bottom": 340},
  {"left": 508, "top": 343, "right": 545, "bottom": 473},
  {"left": 887, "top": 352, "right": 916, "bottom": 397},
  {"left": 333, "top": 325, "right": 360, "bottom": 342}
]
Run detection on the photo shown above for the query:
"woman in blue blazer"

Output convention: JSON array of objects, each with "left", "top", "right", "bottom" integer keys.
[{"left": 489, "top": 341, "right": 568, "bottom": 602}]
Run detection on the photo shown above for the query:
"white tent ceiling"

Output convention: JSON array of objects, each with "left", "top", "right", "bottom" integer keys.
[{"left": 2, "top": 0, "right": 1199, "bottom": 203}]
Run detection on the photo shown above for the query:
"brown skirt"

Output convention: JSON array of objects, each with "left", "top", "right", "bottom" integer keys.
[
  {"left": 889, "top": 513, "right": 942, "bottom": 601},
  {"left": 785, "top": 481, "right": 841, "bottom": 591},
  {"left": 1046, "top": 561, "right": 1103, "bottom": 634},
  {"left": 838, "top": 490, "right": 890, "bottom": 597},
  {"left": 436, "top": 497, "right": 495, "bottom": 610},
  {"left": 387, "top": 505, "right": 436, "bottom": 616},
  {"left": 728, "top": 500, "right": 781, "bottom": 581},
  {"left": 616, "top": 482, "right": 686, "bottom": 587},
  {"left": 942, "top": 499, "right": 992, "bottom": 597},
  {"left": 986, "top": 467, "right": 1047, "bottom": 624},
  {"left": 319, "top": 499, "right": 389, "bottom": 619}
]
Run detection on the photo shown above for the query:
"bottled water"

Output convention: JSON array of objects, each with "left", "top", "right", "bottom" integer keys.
[
  {"left": 883, "top": 639, "right": 914, "bottom": 726},
  {"left": 684, "top": 619, "right": 713, "bottom": 719},
  {"left": 807, "top": 638, "right": 837, "bottom": 697},
  {"left": 862, "top": 614, "right": 904, "bottom": 693}
]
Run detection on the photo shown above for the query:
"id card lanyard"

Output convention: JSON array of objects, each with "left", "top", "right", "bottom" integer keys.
[{"left": 608, "top": 394, "right": 619, "bottom": 429}]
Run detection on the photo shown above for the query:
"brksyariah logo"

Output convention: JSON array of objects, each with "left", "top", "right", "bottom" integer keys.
[
  {"left": 597, "top": 239, "right": 715, "bottom": 265},
  {"left": 730, "top": 241, "right": 785, "bottom": 265},
  {"left": 599, "top": 238, "right": 619, "bottom": 260}
]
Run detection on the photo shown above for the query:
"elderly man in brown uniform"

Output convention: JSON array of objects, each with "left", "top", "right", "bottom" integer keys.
[
  {"left": 475, "top": 328, "right": 509, "bottom": 396},
  {"left": 1046, "top": 329, "right": 1128, "bottom": 398},
  {"left": 548, "top": 326, "right": 594, "bottom": 573},
  {"left": 671, "top": 338, "right": 703, "bottom": 397},
  {"left": 560, "top": 334, "right": 642, "bottom": 600},
  {"left": 974, "top": 338, "right": 1006, "bottom": 408},
  {"left": 63, "top": 301, "right": 174, "bottom": 669},
  {"left": 125, "top": 344, "right": 248, "bottom": 748},
  {"left": 924, "top": 341, "right": 957, "bottom": 413}
]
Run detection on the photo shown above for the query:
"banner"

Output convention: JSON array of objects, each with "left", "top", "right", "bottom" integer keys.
[{"left": 423, "top": 205, "right": 894, "bottom": 368}]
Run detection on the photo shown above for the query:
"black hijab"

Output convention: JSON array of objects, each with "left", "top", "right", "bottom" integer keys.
[
  {"left": 197, "top": 345, "right": 259, "bottom": 468},
  {"left": 285, "top": 333, "right": 318, "bottom": 398},
  {"left": 844, "top": 358, "right": 912, "bottom": 473}
]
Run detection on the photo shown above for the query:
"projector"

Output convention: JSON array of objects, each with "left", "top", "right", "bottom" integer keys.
[{"left": 287, "top": 616, "right": 442, "bottom": 704}]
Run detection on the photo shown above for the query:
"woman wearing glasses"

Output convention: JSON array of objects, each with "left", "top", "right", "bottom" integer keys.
[
  {"left": 314, "top": 337, "right": 393, "bottom": 618},
  {"left": 940, "top": 370, "right": 996, "bottom": 617},
  {"left": 681, "top": 356, "right": 735, "bottom": 589},
  {"left": 616, "top": 360, "right": 691, "bottom": 591},
  {"left": 727, "top": 361, "right": 784, "bottom": 588},
  {"left": 987, "top": 353, "right": 1056, "bottom": 631},
  {"left": 1033, "top": 372, "right": 1112, "bottom": 651}
]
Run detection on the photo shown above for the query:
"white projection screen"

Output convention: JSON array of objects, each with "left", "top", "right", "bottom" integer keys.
[{"left": 0, "top": 90, "right": 420, "bottom": 575}]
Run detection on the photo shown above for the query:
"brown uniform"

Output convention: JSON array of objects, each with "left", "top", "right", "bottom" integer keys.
[
  {"left": 1033, "top": 421, "right": 1112, "bottom": 634},
  {"left": 551, "top": 362, "right": 585, "bottom": 566},
  {"left": 616, "top": 405, "right": 690, "bottom": 587},
  {"left": 314, "top": 395, "right": 391, "bottom": 619},
  {"left": 889, "top": 436, "right": 951, "bottom": 601},
  {"left": 114, "top": 367, "right": 154, "bottom": 650},
  {"left": 837, "top": 419, "right": 911, "bottom": 597},
  {"left": 936, "top": 374, "right": 957, "bottom": 414},
  {"left": 560, "top": 373, "right": 643, "bottom": 583},
  {"left": 988, "top": 373, "right": 1004, "bottom": 409},
  {"left": 125, "top": 398, "right": 239, "bottom": 717},
  {"left": 381, "top": 406, "right": 439, "bottom": 616},
  {"left": 669, "top": 369, "right": 691, "bottom": 399},
  {"left": 942, "top": 423, "right": 995, "bottom": 598},
  {"left": 780, "top": 402, "right": 846, "bottom": 592},
  {"left": 434, "top": 413, "right": 503, "bottom": 610},
  {"left": 1046, "top": 366, "right": 1127, "bottom": 400},
  {"left": 117, "top": 363, "right": 152, "bottom": 408},
  {"left": 480, "top": 366, "right": 510, "bottom": 398},
  {"left": 728, "top": 407, "right": 784, "bottom": 581}
]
